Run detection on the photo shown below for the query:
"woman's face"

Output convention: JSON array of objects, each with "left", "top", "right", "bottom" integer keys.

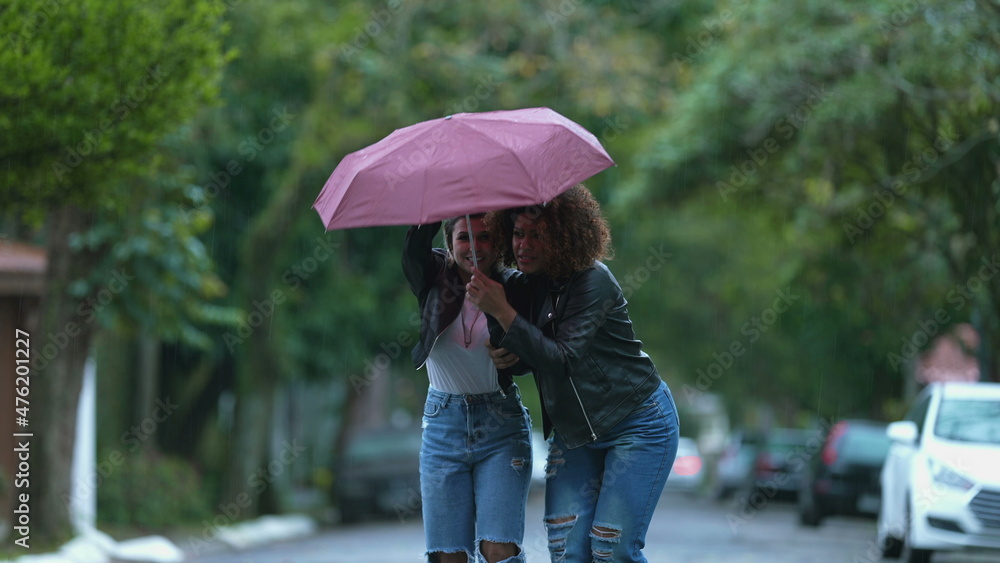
[
  {"left": 512, "top": 213, "right": 549, "bottom": 275},
  {"left": 450, "top": 216, "right": 496, "bottom": 280}
]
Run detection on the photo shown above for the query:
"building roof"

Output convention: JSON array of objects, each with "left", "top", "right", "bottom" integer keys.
[
  {"left": 0, "top": 240, "right": 47, "bottom": 296},
  {"left": 916, "top": 323, "right": 980, "bottom": 384}
]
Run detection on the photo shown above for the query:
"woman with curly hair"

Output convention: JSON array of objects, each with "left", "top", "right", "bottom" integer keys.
[{"left": 467, "top": 184, "right": 680, "bottom": 563}]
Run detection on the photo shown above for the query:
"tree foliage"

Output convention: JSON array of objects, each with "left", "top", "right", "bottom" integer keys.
[
  {"left": 624, "top": 0, "right": 1000, "bottom": 420},
  {"left": 1, "top": 0, "right": 232, "bottom": 215},
  {"left": 1, "top": 0, "right": 231, "bottom": 543}
]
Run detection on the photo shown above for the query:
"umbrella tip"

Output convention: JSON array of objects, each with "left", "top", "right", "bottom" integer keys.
[{"left": 445, "top": 115, "right": 453, "bottom": 120}]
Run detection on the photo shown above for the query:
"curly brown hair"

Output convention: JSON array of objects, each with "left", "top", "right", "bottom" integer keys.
[{"left": 485, "top": 184, "right": 613, "bottom": 280}]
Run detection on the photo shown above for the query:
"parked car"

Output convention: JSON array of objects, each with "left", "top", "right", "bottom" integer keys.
[
  {"left": 712, "top": 429, "right": 764, "bottom": 500},
  {"left": 878, "top": 382, "right": 1000, "bottom": 562},
  {"left": 664, "top": 436, "right": 704, "bottom": 493},
  {"left": 748, "top": 427, "right": 815, "bottom": 500},
  {"left": 798, "top": 419, "right": 891, "bottom": 526},
  {"left": 334, "top": 426, "right": 423, "bottom": 523}
]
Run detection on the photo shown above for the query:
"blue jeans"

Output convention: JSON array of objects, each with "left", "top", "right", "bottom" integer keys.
[
  {"left": 544, "top": 380, "right": 679, "bottom": 562},
  {"left": 420, "top": 384, "right": 533, "bottom": 562}
]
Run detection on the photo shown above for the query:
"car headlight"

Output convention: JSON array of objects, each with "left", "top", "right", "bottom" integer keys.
[{"left": 927, "top": 457, "right": 974, "bottom": 491}]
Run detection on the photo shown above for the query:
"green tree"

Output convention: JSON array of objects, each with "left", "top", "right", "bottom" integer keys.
[
  {"left": 0, "top": 0, "right": 230, "bottom": 543},
  {"left": 625, "top": 0, "right": 1000, "bottom": 418}
]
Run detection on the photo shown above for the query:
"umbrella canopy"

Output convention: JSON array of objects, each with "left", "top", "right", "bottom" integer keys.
[{"left": 313, "top": 107, "right": 614, "bottom": 231}]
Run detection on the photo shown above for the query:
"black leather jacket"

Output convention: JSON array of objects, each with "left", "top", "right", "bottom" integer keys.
[
  {"left": 402, "top": 223, "right": 525, "bottom": 387},
  {"left": 493, "top": 261, "right": 664, "bottom": 448}
]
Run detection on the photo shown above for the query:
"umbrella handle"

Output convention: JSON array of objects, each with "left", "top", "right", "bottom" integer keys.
[{"left": 466, "top": 213, "right": 479, "bottom": 270}]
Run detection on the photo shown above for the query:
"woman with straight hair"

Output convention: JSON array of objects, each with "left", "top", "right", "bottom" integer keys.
[{"left": 403, "top": 215, "right": 532, "bottom": 563}]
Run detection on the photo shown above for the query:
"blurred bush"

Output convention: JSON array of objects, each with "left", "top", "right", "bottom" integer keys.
[{"left": 97, "top": 450, "right": 213, "bottom": 529}]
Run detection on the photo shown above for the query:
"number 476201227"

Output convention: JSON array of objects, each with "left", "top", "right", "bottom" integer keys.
[{"left": 15, "top": 328, "right": 30, "bottom": 422}]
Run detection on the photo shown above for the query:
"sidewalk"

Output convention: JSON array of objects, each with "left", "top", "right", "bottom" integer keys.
[{"left": 6, "top": 515, "right": 318, "bottom": 563}]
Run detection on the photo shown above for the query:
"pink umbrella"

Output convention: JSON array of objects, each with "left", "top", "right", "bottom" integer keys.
[{"left": 312, "top": 107, "right": 615, "bottom": 232}]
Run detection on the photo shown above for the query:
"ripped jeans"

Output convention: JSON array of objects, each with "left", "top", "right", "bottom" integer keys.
[
  {"left": 544, "top": 381, "right": 679, "bottom": 562},
  {"left": 421, "top": 384, "right": 532, "bottom": 562}
]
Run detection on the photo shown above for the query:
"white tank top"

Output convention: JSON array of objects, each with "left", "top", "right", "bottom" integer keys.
[{"left": 425, "top": 294, "right": 499, "bottom": 395}]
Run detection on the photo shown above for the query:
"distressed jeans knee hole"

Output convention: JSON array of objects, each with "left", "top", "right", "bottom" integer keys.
[{"left": 544, "top": 514, "right": 577, "bottom": 560}]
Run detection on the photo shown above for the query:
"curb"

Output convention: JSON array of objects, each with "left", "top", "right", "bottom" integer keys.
[
  {"left": 180, "top": 514, "right": 319, "bottom": 560},
  {"left": 9, "top": 515, "right": 318, "bottom": 563}
]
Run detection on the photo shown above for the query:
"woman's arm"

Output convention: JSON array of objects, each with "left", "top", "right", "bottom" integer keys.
[
  {"left": 469, "top": 267, "right": 524, "bottom": 330},
  {"left": 401, "top": 222, "right": 443, "bottom": 297},
  {"left": 482, "top": 268, "right": 536, "bottom": 377},
  {"left": 471, "top": 265, "right": 617, "bottom": 377}
]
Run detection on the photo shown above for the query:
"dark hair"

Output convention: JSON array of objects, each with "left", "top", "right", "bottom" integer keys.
[
  {"left": 442, "top": 213, "right": 491, "bottom": 269},
  {"left": 485, "top": 184, "right": 612, "bottom": 280},
  {"left": 442, "top": 213, "right": 486, "bottom": 253}
]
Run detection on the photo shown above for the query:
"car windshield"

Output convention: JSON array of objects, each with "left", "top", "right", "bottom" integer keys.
[
  {"left": 347, "top": 430, "right": 422, "bottom": 461},
  {"left": 934, "top": 399, "right": 1000, "bottom": 444},
  {"left": 767, "top": 430, "right": 813, "bottom": 452},
  {"left": 839, "top": 428, "right": 891, "bottom": 463}
]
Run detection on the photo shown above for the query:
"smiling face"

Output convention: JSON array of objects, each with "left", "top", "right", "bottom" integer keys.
[
  {"left": 511, "top": 213, "right": 549, "bottom": 275},
  {"left": 449, "top": 216, "right": 496, "bottom": 282}
]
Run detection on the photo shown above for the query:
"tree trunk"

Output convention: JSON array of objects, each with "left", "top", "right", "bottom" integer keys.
[
  {"left": 160, "top": 351, "right": 222, "bottom": 459},
  {"left": 329, "top": 358, "right": 391, "bottom": 516},
  {"left": 135, "top": 334, "right": 161, "bottom": 451},
  {"left": 34, "top": 206, "right": 99, "bottom": 544},
  {"left": 224, "top": 360, "right": 279, "bottom": 515},
  {"left": 224, "top": 162, "right": 311, "bottom": 516},
  {"left": 94, "top": 331, "right": 133, "bottom": 452}
]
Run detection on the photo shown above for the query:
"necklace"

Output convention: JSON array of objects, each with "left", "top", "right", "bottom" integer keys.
[{"left": 461, "top": 304, "right": 482, "bottom": 348}]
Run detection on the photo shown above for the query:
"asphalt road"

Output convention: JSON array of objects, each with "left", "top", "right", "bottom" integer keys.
[{"left": 187, "top": 489, "right": 999, "bottom": 562}]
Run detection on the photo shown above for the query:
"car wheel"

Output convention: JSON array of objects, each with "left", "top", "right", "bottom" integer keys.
[
  {"left": 799, "top": 505, "right": 822, "bottom": 527},
  {"left": 798, "top": 493, "right": 823, "bottom": 527},
  {"left": 878, "top": 502, "right": 904, "bottom": 559},
  {"left": 903, "top": 500, "right": 932, "bottom": 563},
  {"left": 339, "top": 509, "right": 361, "bottom": 524},
  {"left": 712, "top": 484, "right": 733, "bottom": 502},
  {"left": 337, "top": 497, "right": 371, "bottom": 524},
  {"left": 904, "top": 547, "right": 931, "bottom": 563},
  {"left": 880, "top": 535, "right": 903, "bottom": 559}
]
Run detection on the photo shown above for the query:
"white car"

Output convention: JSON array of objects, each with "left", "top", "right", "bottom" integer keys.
[{"left": 877, "top": 381, "right": 1000, "bottom": 562}]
